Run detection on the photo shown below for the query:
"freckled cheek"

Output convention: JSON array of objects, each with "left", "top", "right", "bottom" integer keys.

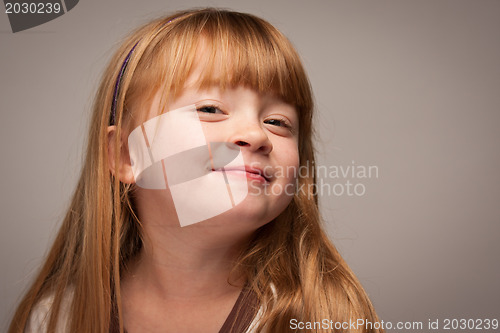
[
  {"left": 279, "top": 138, "right": 299, "bottom": 164},
  {"left": 287, "top": 150, "right": 299, "bottom": 170},
  {"left": 199, "top": 122, "right": 227, "bottom": 142},
  {"left": 199, "top": 123, "right": 213, "bottom": 140},
  {"left": 276, "top": 142, "right": 300, "bottom": 181}
]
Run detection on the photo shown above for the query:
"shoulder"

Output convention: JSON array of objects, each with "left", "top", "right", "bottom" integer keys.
[{"left": 25, "top": 288, "right": 73, "bottom": 333}]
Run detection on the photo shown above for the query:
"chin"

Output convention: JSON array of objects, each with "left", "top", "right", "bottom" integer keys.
[
  {"left": 186, "top": 198, "right": 278, "bottom": 231},
  {"left": 227, "top": 195, "right": 291, "bottom": 227}
]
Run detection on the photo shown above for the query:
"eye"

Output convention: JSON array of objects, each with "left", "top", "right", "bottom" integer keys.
[
  {"left": 197, "top": 105, "right": 224, "bottom": 114},
  {"left": 264, "top": 118, "right": 291, "bottom": 129}
]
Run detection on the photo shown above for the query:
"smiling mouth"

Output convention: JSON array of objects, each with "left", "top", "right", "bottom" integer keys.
[{"left": 212, "top": 167, "right": 270, "bottom": 183}]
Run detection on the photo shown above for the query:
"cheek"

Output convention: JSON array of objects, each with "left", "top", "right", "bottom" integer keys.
[
  {"left": 272, "top": 140, "right": 300, "bottom": 194},
  {"left": 199, "top": 121, "right": 224, "bottom": 141},
  {"left": 276, "top": 139, "right": 300, "bottom": 170}
]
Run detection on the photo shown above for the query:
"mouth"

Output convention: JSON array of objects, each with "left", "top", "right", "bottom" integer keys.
[{"left": 213, "top": 166, "right": 271, "bottom": 183}]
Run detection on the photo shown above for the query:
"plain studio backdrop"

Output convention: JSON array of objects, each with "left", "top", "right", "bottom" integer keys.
[{"left": 1, "top": 1, "right": 499, "bottom": 331}]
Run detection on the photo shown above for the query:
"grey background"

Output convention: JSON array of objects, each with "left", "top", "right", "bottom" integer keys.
[{"left": 1, "top": 0, "right": 499, "bottom": 331}]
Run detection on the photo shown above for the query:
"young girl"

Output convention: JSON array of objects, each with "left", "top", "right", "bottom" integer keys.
[{"left": 9, "top": 8, "right": 383, "bottom": 333}]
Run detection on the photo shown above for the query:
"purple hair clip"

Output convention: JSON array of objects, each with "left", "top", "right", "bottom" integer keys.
[{"left": 110, "top": 41, "right": 139, "bottom": 125}]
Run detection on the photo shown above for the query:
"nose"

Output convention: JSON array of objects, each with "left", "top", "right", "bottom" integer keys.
[{"left": 230, "top": 122, "right": 273, "bottom": 154}]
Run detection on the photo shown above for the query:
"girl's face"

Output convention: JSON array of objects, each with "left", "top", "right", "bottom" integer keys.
[{"left": 130, "top": 68, "right": 299, "bottom": 232}]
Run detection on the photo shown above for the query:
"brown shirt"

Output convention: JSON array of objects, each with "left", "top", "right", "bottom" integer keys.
[{"left": 111, "top": 286, "right": 259, "bottom": 333}]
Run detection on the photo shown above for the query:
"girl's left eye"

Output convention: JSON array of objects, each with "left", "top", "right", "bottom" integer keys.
[
  {"left": 197, "top": 106, "right": 224, "bottom": 114},
  {"left": 264, "top": 118, "right": 291, "bottom": 128}
]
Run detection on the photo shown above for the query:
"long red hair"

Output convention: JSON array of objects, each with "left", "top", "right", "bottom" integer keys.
[{"left": 9, "top": 9, "right": 383, "bottom": 333}]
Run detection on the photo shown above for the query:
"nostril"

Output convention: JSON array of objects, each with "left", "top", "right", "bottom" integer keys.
[{"left": 235, "top": 140, "right": 249, "bottom": 146}]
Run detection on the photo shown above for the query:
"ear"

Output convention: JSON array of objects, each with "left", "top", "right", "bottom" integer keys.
[{"left": 107, "top": 126, "right": 135, "bottom": 184}]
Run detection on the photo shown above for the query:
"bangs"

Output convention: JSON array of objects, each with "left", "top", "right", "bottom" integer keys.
[
  {"left": 186, "top": 12, "right": 310, "bottom": 109},
  {"left": 125, "top": 9, "right": 312, "bottom": 138}
]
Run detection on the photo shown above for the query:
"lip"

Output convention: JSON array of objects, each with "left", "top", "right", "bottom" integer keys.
[{"left": 213, "top": 166, "right": 271, "bottom": 183}]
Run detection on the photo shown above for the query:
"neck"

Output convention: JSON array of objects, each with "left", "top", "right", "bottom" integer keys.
[{"left": 123, "top": 221, "right": 252, "bottom": 301}]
